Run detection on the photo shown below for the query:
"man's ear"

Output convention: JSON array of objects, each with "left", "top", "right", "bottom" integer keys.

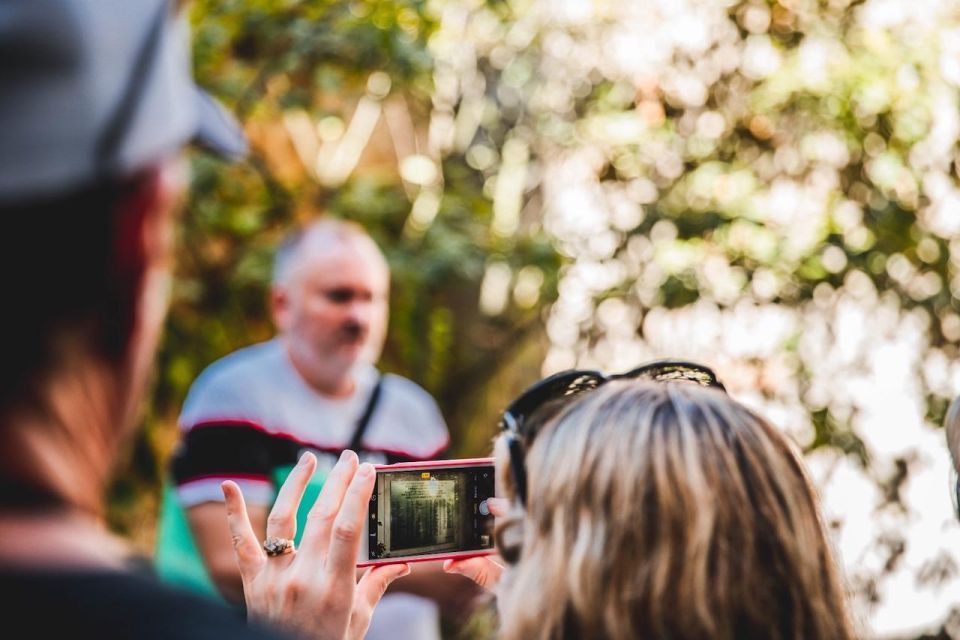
[{"left": 270, "top": 285, "right": 291, "bottom": 332}]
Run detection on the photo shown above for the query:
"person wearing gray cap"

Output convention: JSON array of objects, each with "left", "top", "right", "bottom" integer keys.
[{"left": 0, "top": 1, "right": 408, "bottom": 638}]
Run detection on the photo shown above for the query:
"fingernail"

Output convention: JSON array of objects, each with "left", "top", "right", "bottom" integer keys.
[
  {"left": 298, "top": 452, "right": 313, "bottom": 467},
  {"left": 339, "top": 450, "right": 351, "bottom": 463},
  {"left": 358, "top": 463, "right": 375, "bottom": 478}
]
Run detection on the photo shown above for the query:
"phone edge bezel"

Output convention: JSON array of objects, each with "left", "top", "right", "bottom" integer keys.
[{"left": 359, "top": 457, "right": 497, "bottom": 567}]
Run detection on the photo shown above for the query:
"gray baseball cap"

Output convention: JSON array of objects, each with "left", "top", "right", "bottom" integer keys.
[{"left": 0, "top": 0, "right": 248, "bottom": 204}]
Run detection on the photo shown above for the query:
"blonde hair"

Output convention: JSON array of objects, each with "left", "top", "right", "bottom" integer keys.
[{"left": 494, "top": 381, "right": 855, "bottom": 640}]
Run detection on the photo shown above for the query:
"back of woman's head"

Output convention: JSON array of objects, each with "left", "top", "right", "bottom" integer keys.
[
  {"left": 0, "top": 173, "right": 155, "bottom": 414},
  {"left": 0, "top": 168, "right": 166, "bottom": 513},
  {"left": 495, "top": 380, "right": 854, "bottom": 640}
]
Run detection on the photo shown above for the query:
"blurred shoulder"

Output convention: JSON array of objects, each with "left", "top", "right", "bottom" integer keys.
[
  {"left": 179, "top": 340, "right": 286, "bottom": 428},
  {"left": 191, "top": 339, "right": 285, "bottom": 391},
  {"left": 381, "top": 372, "right": 439, "bottom": 408},
  {"left": 377, "top": 372, "right": 449, "bottom": 445}
]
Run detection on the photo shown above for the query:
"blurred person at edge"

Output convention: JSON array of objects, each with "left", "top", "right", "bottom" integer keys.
[
  {"left": 0, "top": 1, "right": 409, "bottom": 639},
  {"left": 435, "top": 376, "right": 858, "bottom": 640},
  {"left": 944, "top": 396, "right": 960, "bottom": 517},
  {"left": 155, "top": 219, "right": 480, "bottom": 638}
]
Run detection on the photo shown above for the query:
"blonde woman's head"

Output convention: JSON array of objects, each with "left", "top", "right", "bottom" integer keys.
[{"left": 494, "top": 380, "right": 854, "bottom": 640}]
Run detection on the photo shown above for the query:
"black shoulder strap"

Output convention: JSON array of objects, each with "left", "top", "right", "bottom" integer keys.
[{"left": 346, "top": 375, "right": 384, "bottom": 453}]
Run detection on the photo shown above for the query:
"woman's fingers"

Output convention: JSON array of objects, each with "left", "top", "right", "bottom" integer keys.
[
  {"left": 222, "top": 480, "right": 265, "bottom": 580},
  {"left": 222, "top": 456, "right": 403, "bottom": 640},
  {"left": 265, "top": 452, "right": 317, "bottom": 541},
  {"left": 325, "top": 462, "right": 377, "bottom": 581},
  {"left": 356, "top": 564, "right": 411, "bottom": 607},
  {"left": 299, "top": 450, "right": 359, "bottom": 556},
  {"left": 437, "top": 497, "right": 509, "bottom": 591},
  {"left": 349, "top": 565, "right": 412, "bottom": 640},
  {"left": 267, "top": 451, "right": 317, "bottom": 540},
  {"left": 487, "top": 497, "right": 510, "bottom": 517},
  {"left": 442, "top": 556, "right": 504, "bottom": 590}
]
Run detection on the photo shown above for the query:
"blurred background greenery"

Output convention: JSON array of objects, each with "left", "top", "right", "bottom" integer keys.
[{"left": 107, "top": 0, "right": 960, "bottom": 637}]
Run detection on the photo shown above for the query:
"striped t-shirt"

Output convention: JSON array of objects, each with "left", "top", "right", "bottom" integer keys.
[{"left": 155, "top": 338, "right": 449, "bottom": 603}]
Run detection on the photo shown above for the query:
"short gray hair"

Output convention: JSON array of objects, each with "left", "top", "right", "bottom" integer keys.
[{"left": 272, "top": 218, "right": 385, "bottom": 286}]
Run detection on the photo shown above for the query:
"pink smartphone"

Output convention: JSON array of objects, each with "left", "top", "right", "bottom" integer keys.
[{"left": 358, "top": 458, "right": 497, "bottom": 567}]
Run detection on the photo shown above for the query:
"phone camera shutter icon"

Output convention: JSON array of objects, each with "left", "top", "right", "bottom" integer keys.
[{"left": 478, "top": 500, "right": 490, "bottom": 516}]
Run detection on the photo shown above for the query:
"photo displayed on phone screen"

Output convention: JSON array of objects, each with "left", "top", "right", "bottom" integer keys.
[{"left": 367, "top": 463, "right": 495, "bottom": 561}]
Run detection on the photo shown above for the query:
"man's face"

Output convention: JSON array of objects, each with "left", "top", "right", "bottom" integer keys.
[{"left": 274, "top": 239, "right": 389, "bottom": 378}]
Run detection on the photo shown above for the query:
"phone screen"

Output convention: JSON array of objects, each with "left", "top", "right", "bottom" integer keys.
[{"left": 362, "top": 459, "right": 496, "bottom": 564}]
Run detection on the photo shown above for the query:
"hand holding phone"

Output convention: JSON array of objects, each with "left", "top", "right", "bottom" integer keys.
[
  {"left": 222, "top": 451, "right": 409, "bottom": 640},
  {"left": 441, "top": 496, "right": 509, "bottom": 590},
  {"left": 359, "top": 458, "right": 498, "bottom": 567}
]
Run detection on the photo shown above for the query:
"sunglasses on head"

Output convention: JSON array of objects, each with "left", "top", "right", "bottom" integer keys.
[{"left": 498, "top": 359, "right": 727, "bottom": 506}]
